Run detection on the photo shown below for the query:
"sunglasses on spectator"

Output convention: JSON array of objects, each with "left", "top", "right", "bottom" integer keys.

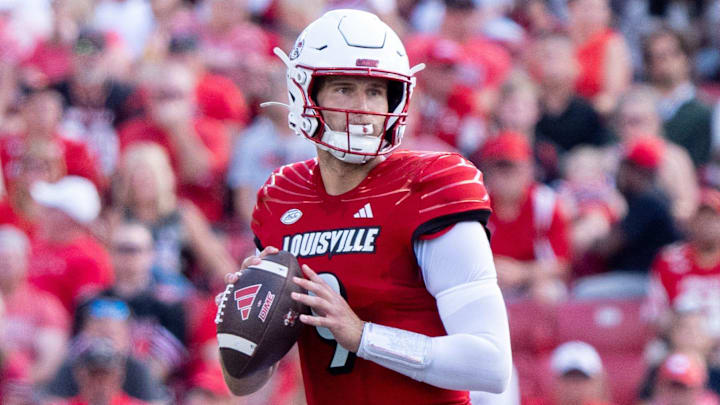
[{"left": 88, "top": 299, "right": 130, "bottom": 321}]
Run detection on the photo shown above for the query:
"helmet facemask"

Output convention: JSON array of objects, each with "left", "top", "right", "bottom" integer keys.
[
  {"left": 303, "top": 73, "right": 410, "bottom": 164},
  {"left": 261, "top": 9, "right": 425, "bottom": 164}
]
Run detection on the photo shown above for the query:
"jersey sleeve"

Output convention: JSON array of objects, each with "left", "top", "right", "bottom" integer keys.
[{"left": 411, "top": 153, "right": 491, "bottom": 241}]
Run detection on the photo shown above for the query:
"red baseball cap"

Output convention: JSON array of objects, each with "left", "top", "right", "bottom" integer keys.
[
  {"left": 426, "top": 38, "right": 463, "bottom": 65},
  {"left": 623, "top": 136, "right": 665, "bottom": 170},
  {"left": 658, "top": 352, "right": 707, "bottom": 388},
  {"left": 480, "top": 131, "right": 532, "bottom": 163}
]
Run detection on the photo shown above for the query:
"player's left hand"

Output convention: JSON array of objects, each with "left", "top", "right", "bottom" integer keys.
[{"left": 291, "top": 264, "right": 365, "bottom": 353}]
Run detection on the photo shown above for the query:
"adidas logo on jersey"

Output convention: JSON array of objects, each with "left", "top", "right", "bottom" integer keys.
[
  {"left": 282, "top": 227, "right": 381, "bottom": 259},
  {"left": 353, "top": 203, "right": 374, "bottom": 218}
]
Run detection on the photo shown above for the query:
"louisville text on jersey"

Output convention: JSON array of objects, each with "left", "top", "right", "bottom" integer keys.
[{"left": 282, "top": 227, "right": 381, "bottom": 259}]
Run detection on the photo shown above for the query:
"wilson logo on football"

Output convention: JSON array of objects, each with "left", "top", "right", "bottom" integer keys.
[{"left": 235, "top": 284, "right": 262, "bottom": 320}]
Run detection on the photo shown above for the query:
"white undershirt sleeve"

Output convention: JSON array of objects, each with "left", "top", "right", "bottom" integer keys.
[{"left": 357, "top": 221, "right": 512, "bottom": 393}]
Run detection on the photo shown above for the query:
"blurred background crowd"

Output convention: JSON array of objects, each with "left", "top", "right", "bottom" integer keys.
[{"left": 0, "top": 0, "right": 719, "bottom": 404}]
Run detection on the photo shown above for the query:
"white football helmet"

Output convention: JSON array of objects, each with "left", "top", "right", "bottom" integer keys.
[{"left": 267, "top": 9, "right": 424, "bottom": 164}]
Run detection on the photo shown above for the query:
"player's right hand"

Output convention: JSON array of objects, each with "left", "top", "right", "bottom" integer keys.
[{"left": 215, "top": 246, "right": 279, "bottom": 306}]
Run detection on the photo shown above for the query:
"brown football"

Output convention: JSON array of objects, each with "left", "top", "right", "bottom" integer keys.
[{"left": 215, "top": 251, "right": 309, "bottom": 378}]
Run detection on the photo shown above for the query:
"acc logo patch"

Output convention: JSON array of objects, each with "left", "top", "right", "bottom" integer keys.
[{"left": 281, "top": 209, "right": 303, "bottom": 225}]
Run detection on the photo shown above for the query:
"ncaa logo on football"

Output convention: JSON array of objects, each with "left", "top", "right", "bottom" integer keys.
[{"left": 281, "top": 209, "right": 302, "bottom": 225}]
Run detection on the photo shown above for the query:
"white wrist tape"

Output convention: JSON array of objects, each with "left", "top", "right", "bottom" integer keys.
[{"left": 357, "top": 322, "right": 432, "bottom": 369}]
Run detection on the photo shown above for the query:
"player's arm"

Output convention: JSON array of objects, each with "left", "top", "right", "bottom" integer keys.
[
  {"left": 364, "top": 221, "right": 511, "bottom": 393},
  {"left": 292, "top": 221, "right": 512, "bottom": 393}
]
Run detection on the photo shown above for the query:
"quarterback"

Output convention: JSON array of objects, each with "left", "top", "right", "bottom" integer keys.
[{"left": 220, "top": 9, "right": 512, "bottom": 405}]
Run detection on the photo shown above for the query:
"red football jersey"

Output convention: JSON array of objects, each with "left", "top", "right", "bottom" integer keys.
[
  {"left": 488, "top": 183, "right": 571, "bottom": 263},
  {"left": 648, "top": 243, "right": 720, "bottom": 336},
  {"left": 252, "top": 151, "right": 491, "bottom": 405}
]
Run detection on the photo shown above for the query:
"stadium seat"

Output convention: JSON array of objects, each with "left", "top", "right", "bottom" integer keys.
[
  {"left": 506, "top": 299, "right": 558, "bottom": 354},
  {"left": 571, "top": 272, "right": 649, "bottom": 301},
  {"left": 555, "top": 298, "right": 652, "bottom": 353},
  {"left": 602, "top": 352, "right": 647, "bottom": 405},
  {"left": 507, "top": 299, "right": 558, "bottom": 401},
  {"left": 554, "top": 298, "right": 652, "bottom": 405}
]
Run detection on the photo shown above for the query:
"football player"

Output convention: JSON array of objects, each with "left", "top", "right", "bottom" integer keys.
[{"left": 219, "top": 9, "right": 511, "bottom": 404}]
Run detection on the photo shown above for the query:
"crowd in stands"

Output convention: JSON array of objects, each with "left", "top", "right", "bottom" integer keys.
[{"left": 0, "top": 0, "right": 719, "bottom": 404}]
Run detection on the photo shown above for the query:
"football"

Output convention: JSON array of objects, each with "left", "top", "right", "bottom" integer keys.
[{"left": 216, "top": 251, "right": 309, "bottom": 378}]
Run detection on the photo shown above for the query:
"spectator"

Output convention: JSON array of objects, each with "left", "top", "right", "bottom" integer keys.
[
  {"left": 59, "top": 337, "right": 151, "bottom": 405},
  {"left": 645, "top": 188, "right": 720, "bottom": 338},
  {"left": 614, "top": 86, "right": 699, "bottom": 223},
  {"left": 91, "top": 0, "right": 154, "bottom": 60},
  {"left": 530, "top": 34, "right": 613, "bottom": 156},
  {"left": 118, "top": 61, "right": 231, "bottom": 222},
  {"left": 227, "top": 63, "right": 317, "bottom": 224},
  {"left": 649, "top": 352, "right": 719, "bottom": 405},
  {"left": 110, "top": 142, "right": 235, "bottom": 287},
  {"left": 0, "top": 90, "right": 105, "bottom": 192},
  {"left": 490, "top": 69, "right": 566, "bottom": 182},
  {"left": 590, "top": 136, "right": 681, "bottom": 273},
  {"left": 74, "top": 221, "right": 187, "bottom": 380},
  {"left": 54, "top": 28, "right": 140, "bottom": 176},
  {"left": 568, "top": 0, "right": 632, "bottom": 116},
  {"left": 410, "top": 37, "right": 484, "bottom": 155},
  {"left": 45, "top": 298, "right": 168, "bottom": 403},
  {"left": 644, "top": 27, "right": 713, "bottom": 167},
  {"left": 495, "top": 70, "right": 539, "bottom": 140},
  {"left": 0, "top": 138, "right": 66, "bottom": 236},
  {"left": 510, "top": 0, "right": 562, "bottom": 38},
  {"left": 525, "top": 341, "right": 614, "bottom": 405},
  {"left": 167, "top": 33, "right": 249, "bottom": 127},
  {"left": 142, "top": 0, "right": 196, "bottom": 62},
  {"left": 0, "top": 225, "right": 69, "bottom": 385},
  {"left": 19, "top": 0, "right": 78, "bottom": 89},
  {"left": 439, "top": 0, "right": 512, "bottom": 93},
  {"left": 0, "top": 294, "right": 34, "bottom": 405},
  {"left": 555, "top": 147, "right": 622, "bottom": 263},
  {"left": 27, "top": 176, "right": 114, "bottom": 314},
  {"left": 638, "top": 309, "right": 720, "bottom": 402},
  {"left": 406, "top": 0, "right": 513, "bottom": 115},
  {"left": 197, "top": 0, "right": 274, "bottom": 101},
  {"left": 479, "top": 131, "right": 571, "bottom": 303}
]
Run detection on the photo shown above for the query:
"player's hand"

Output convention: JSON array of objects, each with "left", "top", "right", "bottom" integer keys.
[
  {"left": 291, "top": 264, "right": 365, "bottom": 353},
  {"left": 215, "top": 246, "right": 279, "bottom": 305}
]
